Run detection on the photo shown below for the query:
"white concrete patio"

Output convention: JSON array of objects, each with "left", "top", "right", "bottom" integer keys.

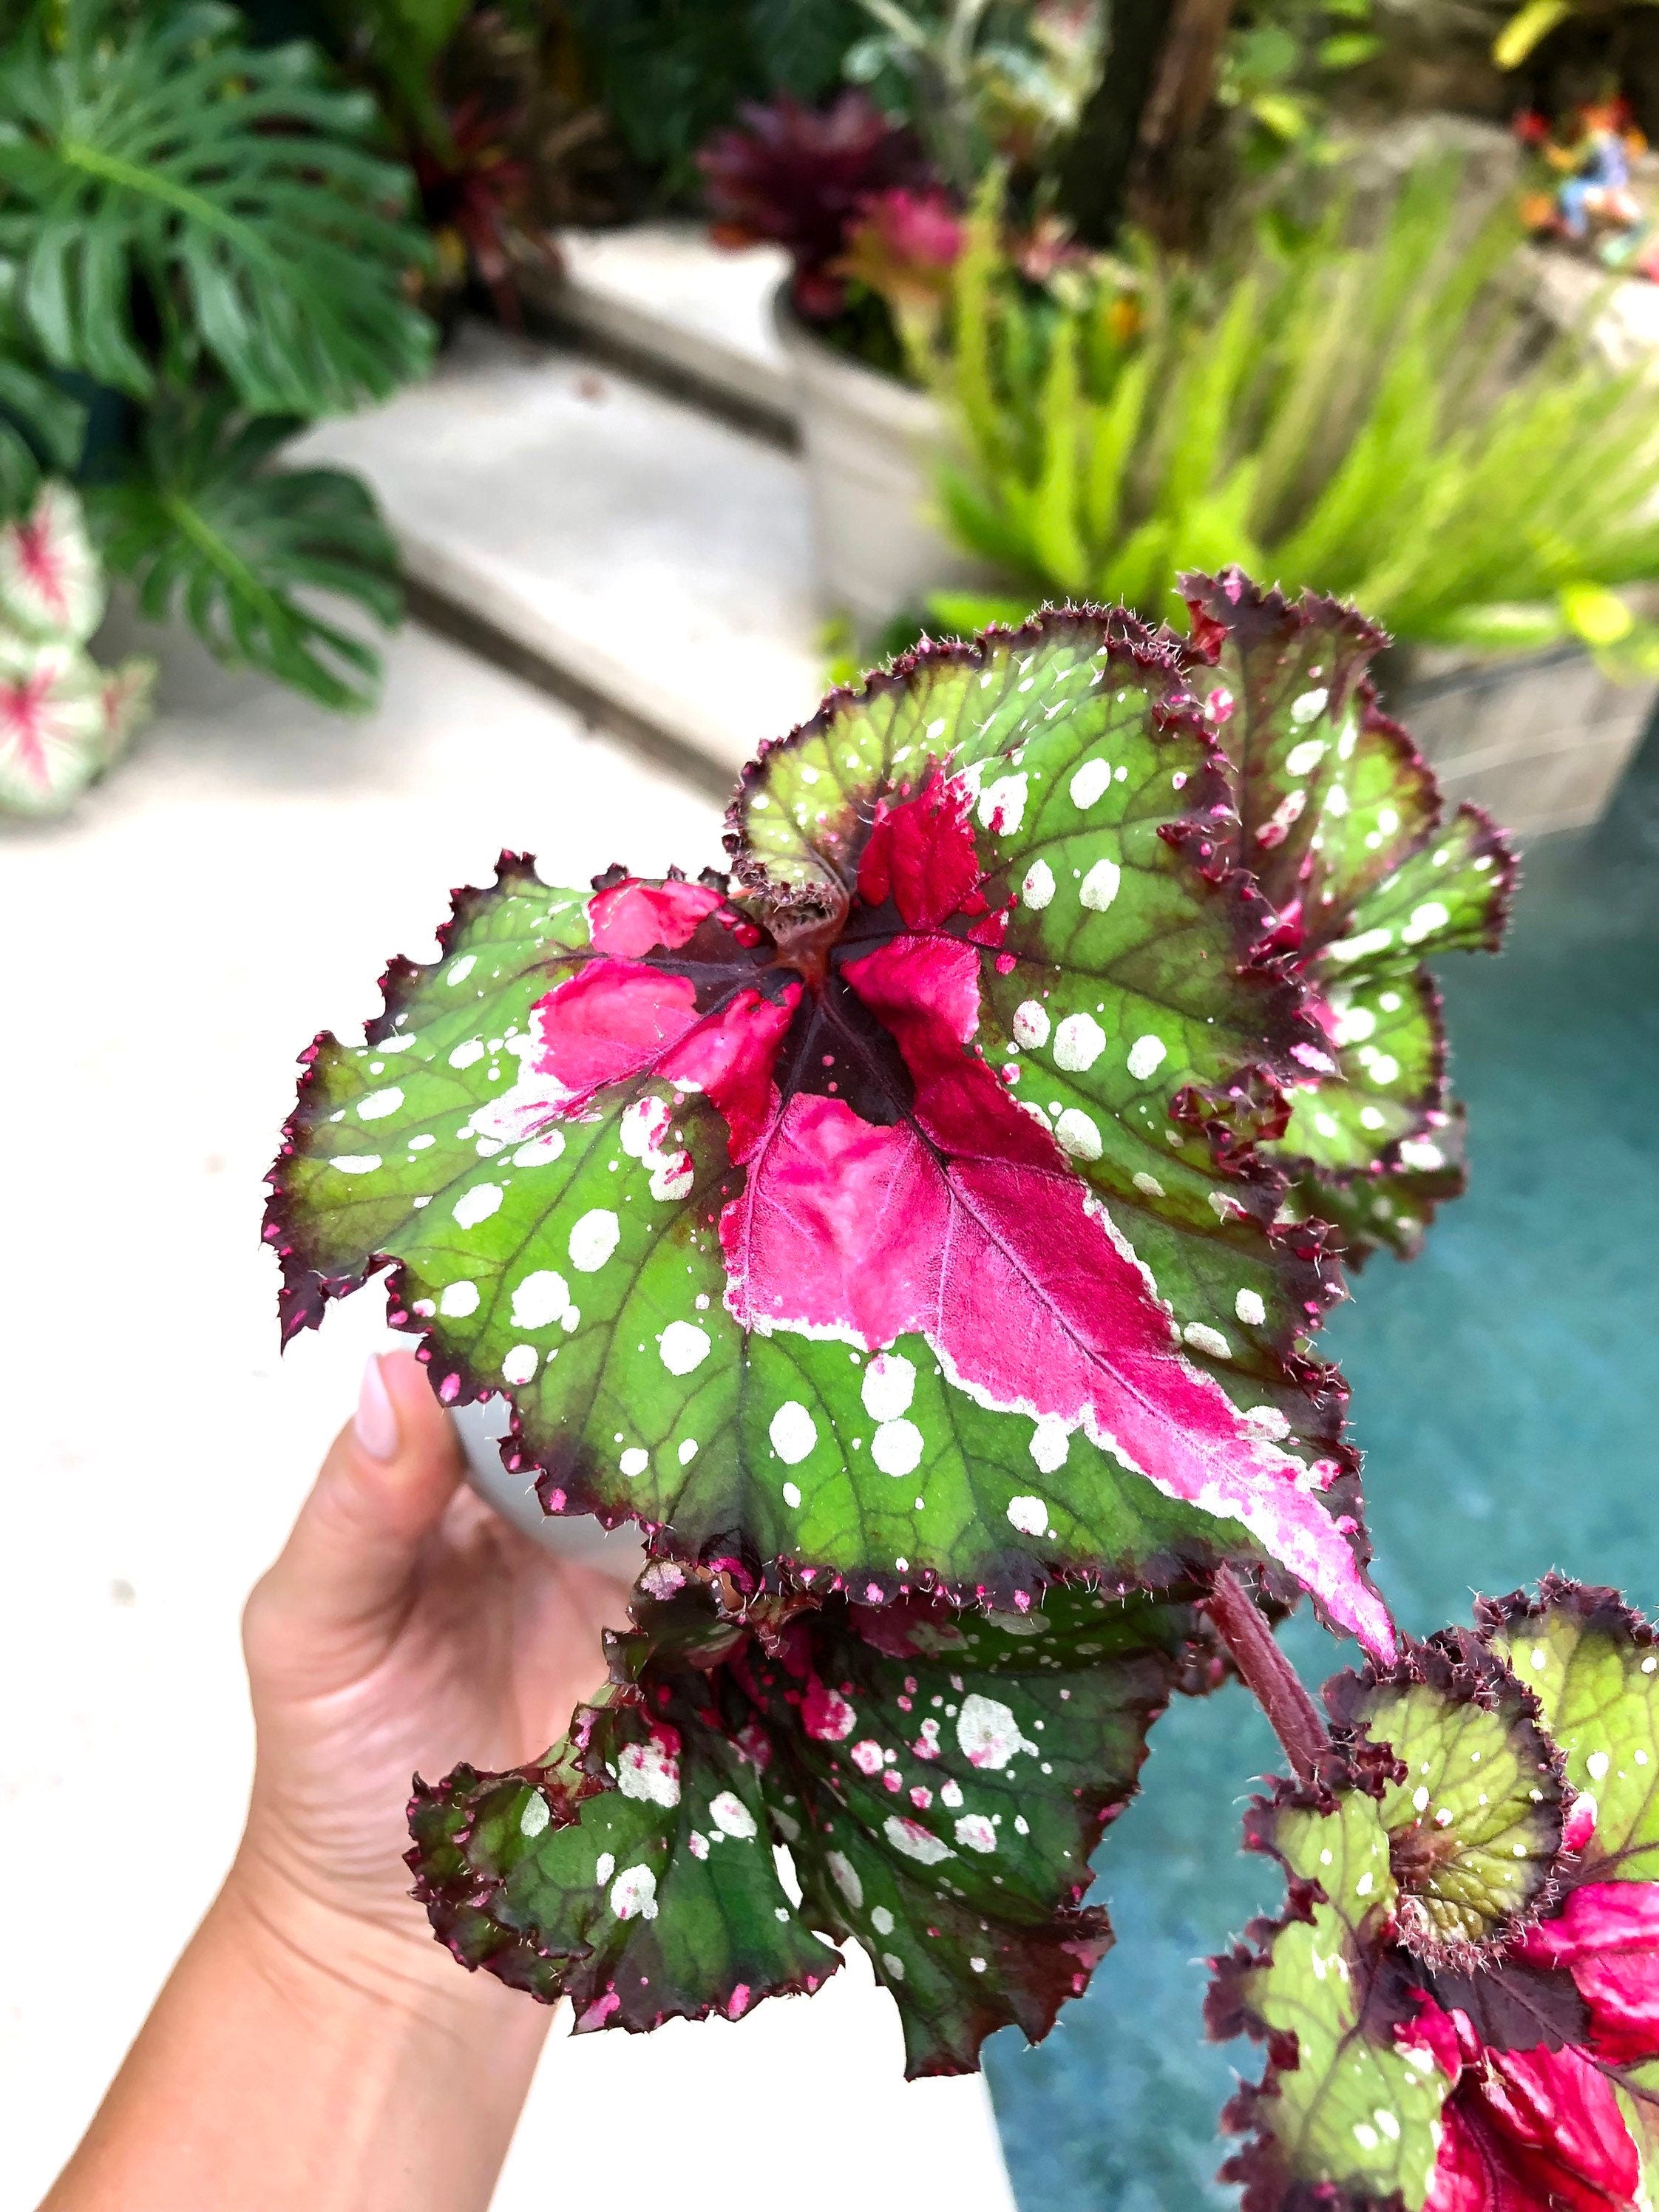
[{"left": 0, "top": 615, "right": 1014, "bottom": 2212}]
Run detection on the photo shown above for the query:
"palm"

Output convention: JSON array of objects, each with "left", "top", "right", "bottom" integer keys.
[{"left": 248, "top": 1490, "right": 628, "bottom": 1945}]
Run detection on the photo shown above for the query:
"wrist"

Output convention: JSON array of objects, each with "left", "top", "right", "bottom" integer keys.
[{"left": 219, "top": 1834, "right": 537, "bottom": 2043}]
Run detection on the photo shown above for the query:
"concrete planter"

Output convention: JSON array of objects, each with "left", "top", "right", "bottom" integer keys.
[
  {"left": 773, "top": 291, "right": 996, "bottom": 637},
  {"left": 1385, "top": 642, "right": 1657, "bottom": 838}
]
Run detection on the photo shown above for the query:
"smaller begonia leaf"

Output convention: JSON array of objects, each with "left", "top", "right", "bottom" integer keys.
[
  {"left": 1479, "top": 1582, "right": 1659, "bottom": 2204},
  {"left": 1215, "top": 1587, "right": 1659, "bottom": 2212},
  {"left": 1182, "top": 569, "right": 1516, "bottom": 1266},
  {"left": 1209, "top": 1784, "right": 1451, "bottom": 2211},
  {"left": 1480, "top": 1578, "right": 1659, "bottom": 1883},
  {"left": 409, "top": 1572, "right": 1198, "bottom": 2075},
  {"left": 1327, "top": 1634, "right": 1566, "bottom": 1965}
]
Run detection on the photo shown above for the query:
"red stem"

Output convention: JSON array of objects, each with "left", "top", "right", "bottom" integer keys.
[{"left": 1205, "top": 1565, "right": 1329, "bottom": 1785}]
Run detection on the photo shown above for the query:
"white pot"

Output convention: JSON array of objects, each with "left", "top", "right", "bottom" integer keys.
[
  {"left": 773, "top": 291, "right": 999, "bottom": 637},
  {"left": 1389, "top": 642, "right": 1658, "bottom": 838},
  {"left": 452, "top": 1397, "right": 645, "bottom": 1573}
]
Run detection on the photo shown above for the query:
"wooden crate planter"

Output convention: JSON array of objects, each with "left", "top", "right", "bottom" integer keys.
[{"left": 1388, "top": 642, "right": 1657, "bottom": 838}]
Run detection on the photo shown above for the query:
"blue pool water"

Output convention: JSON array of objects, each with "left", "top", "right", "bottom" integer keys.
[{"left": 986, "top": 729, "right": 1659, "bottom": 2211}]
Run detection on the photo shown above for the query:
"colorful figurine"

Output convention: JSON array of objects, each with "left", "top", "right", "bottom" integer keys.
[{"left": 1518, "top": 98, "right": 1659, "bottom": 282}]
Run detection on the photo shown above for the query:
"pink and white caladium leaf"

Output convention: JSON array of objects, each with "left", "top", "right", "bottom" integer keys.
[
  {"left": 0, "top": 636, "right": 110, "bottom": 816},
  {"left": 95, "top": 654, "right": 155, "bottom": 769},
  {"left": 1184, "top": 570, "right": 1517, "bottom": 1266},
  {"left": 268, "top": 611, "right": 1393, "bottom": 1654},
  {"left": 1212, "top": 1582, "right": 1659, "bottom": 2212},
  {"left": 408, "top": 1568, "right": 1200, "bottom": 2074},
  {"left": 0, "top": 481, "right": 104, "bottom": 645}
]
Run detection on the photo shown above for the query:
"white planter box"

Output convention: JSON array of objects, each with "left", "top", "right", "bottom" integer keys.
[
  {"left": 773, "top": 294, "right": 997, "bottom": 637},
  {"left": 1389, "top": 642, "right": 1657, "bottom": 837}
]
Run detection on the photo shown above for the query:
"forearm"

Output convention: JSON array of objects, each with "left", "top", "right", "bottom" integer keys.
[{"left": 42, "top": 1857, "right": 552, "bottom": 2212}]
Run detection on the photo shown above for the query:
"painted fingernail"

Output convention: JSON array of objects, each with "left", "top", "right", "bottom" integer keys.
[{"left": 353, "top": 1353, "right": 399, "bottom": 1462}]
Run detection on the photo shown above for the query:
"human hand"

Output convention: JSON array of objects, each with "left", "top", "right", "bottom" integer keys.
[{"left": 234, "top": 1350, "right": 628, "bottom": 1967}]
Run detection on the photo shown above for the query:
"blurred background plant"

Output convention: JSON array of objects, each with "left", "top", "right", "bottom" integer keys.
[
  {"left": 911, "top": 161, "right": 1659, "bottom": 665},
  {"left": 696, "top": 2, "right": 1109, "bottom": 376},
  {"left": 560, "top": 0, "right": 867, "bottom": 204},
  {"left": 314, "top": 1, "right": 637, "bottom": 330},
  {"left": 0, "top": 0, "right": 432, "bottom": 719},
  {"left": 0, "top": 481, "right": 152, "bottom": 817}
]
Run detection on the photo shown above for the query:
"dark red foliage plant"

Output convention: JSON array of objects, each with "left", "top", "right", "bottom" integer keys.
[
  {"left": 265, "top": 570, "right": 1659, "bottom": 2200},
  {"left": 698, "top": 89, "right": 937, "bottom": 320}
]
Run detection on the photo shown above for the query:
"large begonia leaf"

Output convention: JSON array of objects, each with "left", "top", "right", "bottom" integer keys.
[
  {"left": 1209, "top": 1782, "right": 1450, "bottom": 2210},
  {"left": 1184, "top": 569, "right": 1516, "bottom": 1266},
  {"left": 1280, "top": 1105, "right": 1469, "bottom": 1265},
  {"left": 1326, "top": 1635, "right": 1565, "bottom": 1967},
  {"left": 269, "top": 609, "right": 1394, "bottom": 1655},
  {"left": 408, "top": 1569, "right": 1198, "bottom": 2074}
]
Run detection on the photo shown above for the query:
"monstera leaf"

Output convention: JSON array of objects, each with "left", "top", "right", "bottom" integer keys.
[
  {"left": 0, "top": 0, "right": 432, "bottom": 415},
  {"left": 268, "top": 608, "right": 1394, "bottom": 1655},
  {"left": 1184, "top": 570, "right": 1517, "bottom": 1264},
  {"left": 1213, "top": 1585, "right": 1659, "bottom": 2212},
  {"left": 410, "top": 1567, "right": 1200, "bottom": 2073},
  {"left": 93, "top": 398, "right": 401, "bottom": 710}
]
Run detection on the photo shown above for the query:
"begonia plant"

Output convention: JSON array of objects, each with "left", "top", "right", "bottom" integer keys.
[{"left": 265, "top": 566, "right": 1656, "bottom": 2199}]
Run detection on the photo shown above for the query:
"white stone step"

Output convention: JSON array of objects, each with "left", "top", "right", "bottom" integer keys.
[
  {"left": 296, "top": 322, "right": 826, "bottom": 781},
  {"left": 552, "top": 220, "right": 794, "bottom": 427}
]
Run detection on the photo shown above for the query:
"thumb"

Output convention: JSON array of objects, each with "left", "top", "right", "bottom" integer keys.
[{"left": 245, "top": 1351, "right": 464, "bottom": 1675}]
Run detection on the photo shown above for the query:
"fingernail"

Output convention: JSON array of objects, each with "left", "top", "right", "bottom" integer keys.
[{"left": 353, "top": 1354, "right": 399, "bottom": 1462}]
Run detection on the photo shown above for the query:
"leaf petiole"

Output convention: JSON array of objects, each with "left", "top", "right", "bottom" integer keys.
[{"left": 1205, "top": 1564, "right": 1329, "bottom": 1785}]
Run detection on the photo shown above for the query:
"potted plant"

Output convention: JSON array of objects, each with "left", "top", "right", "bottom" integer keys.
[
  {"left": 696, "top": 1, "right": 1103, "bottom": 635},
  {"left": 696, "top": 4, "right": 1425, "bottom": 640},
  {"left": 918, "top": 165, "right": 1659, "bottom": 834},
  {"left": 254, "top": 569, "right": 1659, "bottom": 2200}
]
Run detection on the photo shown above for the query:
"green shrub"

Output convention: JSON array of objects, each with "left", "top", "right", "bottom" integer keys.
[
  {"left": 0, "top": 0, "right": 432, "bottom": 709},
  {"left": 928, "top": 164, "right": 1659, "bottom": 667}
]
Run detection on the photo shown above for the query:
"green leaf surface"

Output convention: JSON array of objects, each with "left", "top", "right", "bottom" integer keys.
[
  {"left": 270, "top": 617, "right": 1386, "bottom": 1636},
  {"left": 1282, "top": 1106, "right": 1470, "bottom": 1269},
  {"left": 0, "top": 330, "right": 84, "bottom": 520},
  {"left": 0, "top": 0, "right": 432, "bottom": 415},
  {"left": 730, "top": 614, "right": 1350, "bottom": 1456},
  {"left": 1210, "top": 1785, "right": 1449, "bottom": 2211},
  {"left": 92, "top": 396, "right": 401, "bottom": 710},
  {"left": 1182, "top": 570, "right": 1516, "bottom": 1263},
  {"left": 1328, "top": 1635, "right": 1565, "bottom": 1964},
  {"left": 410, "top": 1572, "right": 1198, "bottom": 2072},
  {"left": 1482, "top": 1579, "right": 1659, "bottom": 1883}
]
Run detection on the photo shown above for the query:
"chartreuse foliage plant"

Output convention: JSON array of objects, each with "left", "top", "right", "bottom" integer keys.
[
  {"left": 0, "top": 0, "right": 431, "bottom": 709},
  {"left": 268, "top": 571, "right": 1659, "bottom": 2209},
  {"left": 929, "top": 165, "right": 1659, "bottom": 671}
]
